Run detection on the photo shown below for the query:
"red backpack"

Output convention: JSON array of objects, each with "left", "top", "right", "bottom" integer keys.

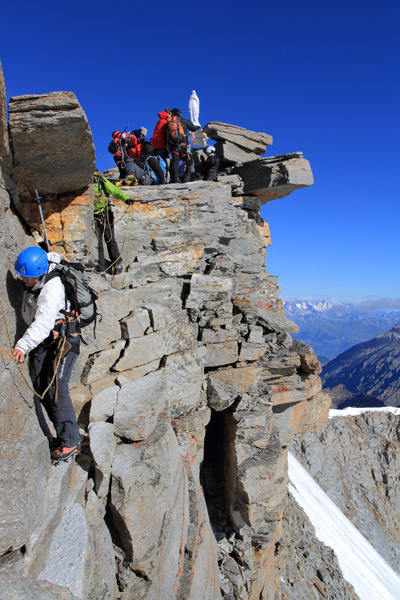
[{"left": 167, "top": 116, "right": 187, "bottom": 146}]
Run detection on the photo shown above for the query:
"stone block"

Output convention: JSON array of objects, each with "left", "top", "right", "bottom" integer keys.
[
  {"left": 234, "top": 292, "right": 299, "bottom": 333},
  {"left": 205, "top": 341, "right": 239, "bottom": 367},
  {"left": 272, "top": 391, "right": 331, "bottom": 447},
  {"left": 38, "top": 503, "right": 93, "bottom": 600},
  {"left": 109, "top": 418, "right": 190, "bottom": 595},
  {"left": 89, "top": 385, "right": 119, "bottom": 422},
  {"left": 8, "top": 92, "right": 95, "bottom": 195},
  {"left": 234, "top": 154, "right": 314, "bottom": 204},
  {"left": 89, "top": 422, "right": 117, "bottom": 497},
  {"left": 84, "top": 490, "right": 116, "bottom": 600},
  {"left": 121, "top": 308, "right": 151, "bottom": 339},
  {"left": 203, "top": 122, "right": 272, "bottom": 152},
  {"left": 207, "top": 376, "right": 240, "bottom": 411},
  {"left": 114, "top": 372, "right": 167, "bottom": 441}
]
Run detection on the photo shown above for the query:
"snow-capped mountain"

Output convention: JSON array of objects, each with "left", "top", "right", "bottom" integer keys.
[{"left": 284, "top": 298, "right": 400, "bottom": 360}]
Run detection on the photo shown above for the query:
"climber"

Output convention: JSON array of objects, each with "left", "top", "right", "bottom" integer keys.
[
  {"left": 152, "top": 109, "right": 172, "bottom": 163},
  {"left": 137, "top": 142, "right": 166, "bottom": 185},
  {"left": 93, "top": 171, "right": 133, "bottom": 273},
  {"left": 198, "top": 146, "right": 220, "bottom": 181},
  {"left": 12, "top": 246, "right": 82, "bottom": 462},
  {"left": 109, "top": 130, "right": 139, "bottom": 179},
  {"left": 167, "top": 108, "right": 200, "bottom": 184}
]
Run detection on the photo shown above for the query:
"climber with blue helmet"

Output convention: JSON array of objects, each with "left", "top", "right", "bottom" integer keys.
[
  {"left": 13, "top": 246, "right": 81, "bottom": 463},
  {"left": 198, "top": 146, "right": 220, "bottom": 182}
]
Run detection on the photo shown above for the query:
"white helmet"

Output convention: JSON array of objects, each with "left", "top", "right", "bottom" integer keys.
[{"left": 205, "top": 146, "right": 215, "bottom": 154}]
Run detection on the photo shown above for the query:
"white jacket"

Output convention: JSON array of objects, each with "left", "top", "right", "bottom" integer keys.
[{"left": 15, "top": 252, "right": 70, "bottom": 355}]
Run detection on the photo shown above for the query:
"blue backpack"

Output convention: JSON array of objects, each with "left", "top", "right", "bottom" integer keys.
[{"left": 144, "top": 155, "right": 167, "bottom": 185}]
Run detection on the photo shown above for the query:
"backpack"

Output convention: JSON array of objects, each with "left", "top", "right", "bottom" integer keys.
[
  {"left": 108, "top": 139, "right": 119, "bottom": 154},
  {"left": 143, "top": 155, "right": 167, "bottom": 185},
  {"left": 167, "top": 116, "right": 187, "bottom": 147},
  {"left": 46, "top": 260, "right": 99, "bottom": 330}
]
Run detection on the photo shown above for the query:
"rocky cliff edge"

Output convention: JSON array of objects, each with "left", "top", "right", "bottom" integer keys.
[{"left": 0, "top": 64, "right": 330, "bottom": 600}]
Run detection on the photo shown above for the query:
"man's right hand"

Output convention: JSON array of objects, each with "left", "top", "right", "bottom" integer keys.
[{"left": 12, "top": 348, "right": 25, "bottom": 363}]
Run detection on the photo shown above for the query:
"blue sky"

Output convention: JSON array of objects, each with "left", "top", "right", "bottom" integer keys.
[{"left": 1, "top": 0, "right": 399, "bottom": 301}]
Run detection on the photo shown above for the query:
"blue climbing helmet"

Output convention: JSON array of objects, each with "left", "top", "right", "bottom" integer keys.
[
  {"left": 205, "top": 146, "right": 215, "bottom": 154},
  {"left": 14, "top": 247, "right": 48, "bottom": 278}
]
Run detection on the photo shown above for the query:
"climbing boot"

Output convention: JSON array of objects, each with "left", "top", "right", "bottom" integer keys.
[{"left": 51, "top": 444, "right": 80, "bottom": 464}]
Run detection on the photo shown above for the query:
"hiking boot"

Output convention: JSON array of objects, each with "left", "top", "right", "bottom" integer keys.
[{"left": 51, "top": 445, "right": 80, "bottom": 462}]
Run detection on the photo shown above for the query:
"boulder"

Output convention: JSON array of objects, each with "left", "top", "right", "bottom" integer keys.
[
  {"left": 8, "top": 92, "right": 95, "bottom": 195},
  {"left": 204, "top": 121, "right": 272, "bottom": 166},
  {"left": 233, "top": 153, "right": 314, "bottom": 204}
]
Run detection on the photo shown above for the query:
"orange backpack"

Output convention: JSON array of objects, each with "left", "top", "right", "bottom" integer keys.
[{"left": 167, "top": 115, "right": 187, "bottom": 146}]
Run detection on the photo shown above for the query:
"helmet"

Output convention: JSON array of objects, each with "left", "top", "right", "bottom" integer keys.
[
  {"left": 14, "top": 247, "right": 48, "bottom": 278},
  {"left": 205, "top": 146, "right": 215, "bottom": 154},
  {"left": 171, "top": 108, "right": 181, "bottom": 117}
]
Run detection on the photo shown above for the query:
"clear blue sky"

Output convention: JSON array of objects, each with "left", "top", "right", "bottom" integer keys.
[{"left": 1, "top": 0, "right": 399, "bottom": 302}]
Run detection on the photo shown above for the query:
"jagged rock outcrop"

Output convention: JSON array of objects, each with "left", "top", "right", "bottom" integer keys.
[
  {"left": 203, "top": 122, "right": 273, "bottom": 165},
  {"left": 0, "top": 68, "right": 330, "bottom": 600},
  {"left": 292, "top": 410, "right": 400, "bottom": 575},
  {"left": 233, "top": 153, "right": 314, "bottom": 204}
]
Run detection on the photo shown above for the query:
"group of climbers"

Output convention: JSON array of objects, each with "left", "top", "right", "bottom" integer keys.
[{"left": 109, "top": 108, "right": 219, "bottom": 185}]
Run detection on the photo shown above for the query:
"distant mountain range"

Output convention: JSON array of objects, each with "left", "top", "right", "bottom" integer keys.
[
  {"left": 321, "top": 325, "right": 400, "bottom": 407},
  {"left": 284, "top": 298, "right": 400, "bottom": 361}
]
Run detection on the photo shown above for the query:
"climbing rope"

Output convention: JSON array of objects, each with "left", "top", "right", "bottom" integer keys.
[{"left": 0, "top": 293, "right": 67, "bottom": 400}]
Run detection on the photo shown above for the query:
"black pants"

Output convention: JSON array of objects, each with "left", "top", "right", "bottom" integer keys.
[
  {"left": 32, "top": 340, "right": 81, "bottom": 447},
  {"left": 170, "top": 145, "right": 193, "bottom": 183},
  {"left": 94, "top": 209, "right": 121, "bottom": 271}
]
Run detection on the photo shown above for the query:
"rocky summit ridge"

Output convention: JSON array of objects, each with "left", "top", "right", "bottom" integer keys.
[{"left": 0, "top": 59, "right": 333, "bottom": 600}]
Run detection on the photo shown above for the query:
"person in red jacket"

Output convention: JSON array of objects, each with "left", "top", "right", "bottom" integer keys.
[
  {"left": 152, "top": 109, "right": 171, "bottom": 162},
  {"left": 109, "top": 130, "right": 138, "bottom": 178}
]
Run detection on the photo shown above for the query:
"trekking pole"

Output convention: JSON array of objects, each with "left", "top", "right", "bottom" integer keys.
[{"left": 35, "top": 189, "right": 51, "bottom": 252}]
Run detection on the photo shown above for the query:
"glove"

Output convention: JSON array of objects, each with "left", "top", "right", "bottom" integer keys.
[{"left": 126, "top": 198, "right": 134, "bottom": 205}]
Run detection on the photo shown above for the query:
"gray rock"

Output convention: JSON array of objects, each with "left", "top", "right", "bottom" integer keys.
[
  {"left": 215, "top": 140, "right": 261, "bottom": 165},
  {"left": 0, "top": 573, "right": 80, "bottom": 600},
  {"left": 89, "top": 385, "right": 119, "bottom": 422},
  {"left": 204, "top": 122, "right": 272, "bottom": 153},
  {"left": 89, "top": 422, "right": 117, "bottom": 497},
  {"left": 84, "top": 490, "right": 116, "bottom": 600},
  {"left": 233, "top": 153, "right": 314, "bottom": 204},
  {"left": 207, "top": 376, "right": 240, "bottom": 411},
  {"left": 114, "top": 372, "right": 167, "bottom": 441},
  {"left": 109, "top": 417, "right": 190, "bottom": 597},
  {"left": 8, "top": 92, "right": 95, "bottom": 195},
  {"left": 38, "top": 503, "right": 93, "bottom": 600},
  {"left": 205, "top": 341, "right": 239, "bottom": 368},
  {"left": 121, "top": 308, "right": 151, "bottom": 339}
]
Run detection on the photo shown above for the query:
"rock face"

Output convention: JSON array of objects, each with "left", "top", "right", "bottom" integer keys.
[
  {"left": 0, "top": 65, "right": 330, "bottom": 600},
  {"left": 292, "top": 410, "right": 400, "bottom": 574},
  {"left": 233, "top": 153, "right": 314, "bottom": 204},
  {"left": 276, "top": 494, "right": 359, "bottom": 600},
  {"left": 8, "top": 91, "right": 95, "bottom": 196},
  {"left": 204, "top": 121, "right": 273, "bottom": 165},
  {"left": 322, "top": 325, "right": 400, "bottom": 406}
]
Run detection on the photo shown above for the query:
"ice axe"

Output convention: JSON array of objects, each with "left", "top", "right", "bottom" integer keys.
[{"left": 35, "top": 189, "right": 51, "bottom": 252}]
